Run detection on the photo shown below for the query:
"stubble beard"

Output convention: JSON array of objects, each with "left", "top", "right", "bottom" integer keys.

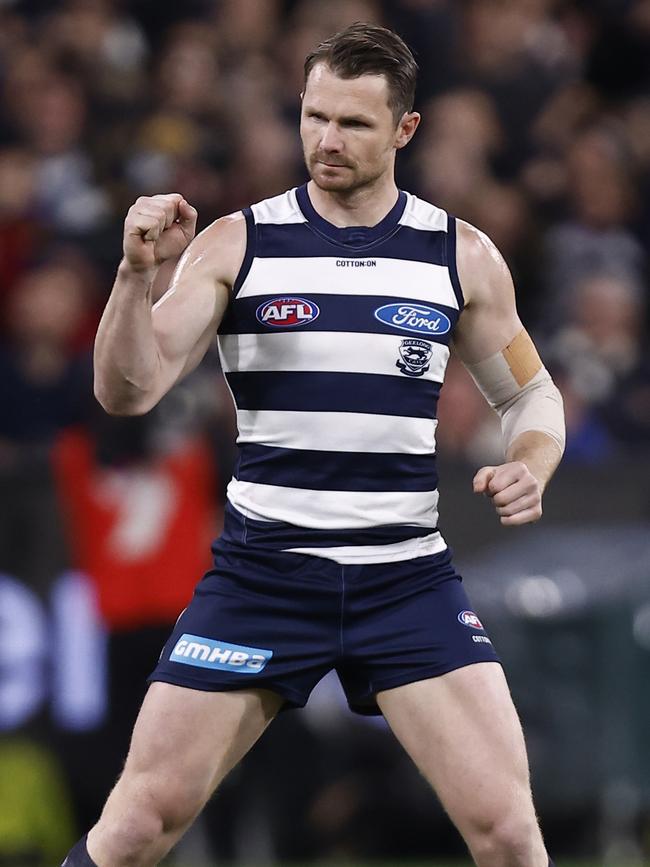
[{"left": 306, "top": 151, "right": 383, "bottom": 195}]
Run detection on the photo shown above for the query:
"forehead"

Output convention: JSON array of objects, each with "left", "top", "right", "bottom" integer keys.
[{"left": 303, "top": 62, "right": 392, "bottom": 118}]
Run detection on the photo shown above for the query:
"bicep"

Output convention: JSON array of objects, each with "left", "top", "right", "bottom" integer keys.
[
  {"left": 152, "top": 273, "right": 228, "bottom": 384},
  {"left": 149, "top": 214, "right": 244, "bottom": 391},
  {"left": 451, "top": 220, "right": 524, "bottom": 365},
  {"left": 451, "top": 220, "right": 548, "bottom": 414}
]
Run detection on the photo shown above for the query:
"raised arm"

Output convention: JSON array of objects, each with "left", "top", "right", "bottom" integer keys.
[
  {"left": 94, "top": 194, "right": 245, "bottom": 416},
  {"left": 452, "top": 220, "right": 565, "bottom": 526}
]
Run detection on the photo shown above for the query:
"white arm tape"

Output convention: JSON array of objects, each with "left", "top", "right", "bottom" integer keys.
[{"left": 466, "top": 353, "right": 565, "bottom": 454}]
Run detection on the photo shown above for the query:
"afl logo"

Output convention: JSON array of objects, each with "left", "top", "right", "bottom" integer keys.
[
  {"left": 256, "top": 297, "right": 319, "bottom": 327},
  {"left": 374, "top": 303, "right": 451, "bottom": 336},
  {"left": 458, "top": 610, "right": 484, "bottom": 630}
]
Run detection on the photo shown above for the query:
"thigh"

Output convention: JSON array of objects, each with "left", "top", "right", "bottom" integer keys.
[
  {"left": 376, "top": 662, "right": 538, "bottom": 837},
  {"left": 100, "top": 682, "right": 283, "bottom": 825}
]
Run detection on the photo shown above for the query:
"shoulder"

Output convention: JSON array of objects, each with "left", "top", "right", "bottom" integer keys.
[
  {"left": 400, "top": 192, "right": 448, "bottom": 232},
  {"left": 250, "top": 188, "right": 302, "bottom": 225},
  {"left": 197, "top": 210, "right": 247, "bottom": 247},
  {"left": 456, "top": 218, "right": 514, "bottom": 308},
  {"left": 175, "top": 211, "right": 247, "bottom": 289}
]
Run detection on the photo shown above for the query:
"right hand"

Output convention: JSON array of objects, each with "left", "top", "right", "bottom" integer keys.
[{"left": 123, "top": 193, "right": 198, "bottom": 271}]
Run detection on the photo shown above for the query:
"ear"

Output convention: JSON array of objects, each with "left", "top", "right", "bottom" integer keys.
[{"left": 395, "top": 111, "right": 421, "bottom": 150}]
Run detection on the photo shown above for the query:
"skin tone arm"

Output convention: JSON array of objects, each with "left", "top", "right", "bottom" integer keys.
[
  {"left": 94, "top": 194, "right": 245, "bottom": 416},
  {"left": 453, "top": 220, "right": 563, "bottom": 526}
]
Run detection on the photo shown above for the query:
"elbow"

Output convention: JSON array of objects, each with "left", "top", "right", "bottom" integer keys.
[
  {"left": 93, "top": 380, "right": 155, "bottom": 417},
  {"left": 501, "top": 379, "right": 566, "bottom": 457}
]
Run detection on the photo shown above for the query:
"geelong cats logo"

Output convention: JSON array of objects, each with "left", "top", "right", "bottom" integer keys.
[
  {"left": 256, "top": 297, "right": 319, "bottom": 327},
  {"left": 397, "top": 339, "right": 433, "bottom": 377}
]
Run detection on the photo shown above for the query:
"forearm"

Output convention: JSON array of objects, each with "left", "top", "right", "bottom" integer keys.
[
  {"left": 506, "top": 430, "right": 563, "bottom": 492},
  {"left": 94, "top": 261, "right": 163, "bottom": 415},
  {"left": 464, "top": 333, "right": 566, "bottom": 490}
]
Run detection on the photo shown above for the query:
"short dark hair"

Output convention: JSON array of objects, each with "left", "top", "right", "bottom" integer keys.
[{"left": 304, "top": 22, "right": 418, "bottom": 124}]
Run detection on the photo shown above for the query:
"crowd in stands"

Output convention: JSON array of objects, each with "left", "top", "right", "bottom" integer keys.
[{"left": 0, "top": 0, "right": 649, "bottom": 479}]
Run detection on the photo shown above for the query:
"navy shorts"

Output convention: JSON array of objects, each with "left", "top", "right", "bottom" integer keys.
[{"left": 149, "top": 540, "right": 500, "bottom": 715}]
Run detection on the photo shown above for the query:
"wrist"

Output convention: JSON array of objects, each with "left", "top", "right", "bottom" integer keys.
[
  {"left": 506, "top": 432, "right": 562, "bottom": 492},
  {"left": 117, "top": 258, "right": 158, "bottom": 287}
]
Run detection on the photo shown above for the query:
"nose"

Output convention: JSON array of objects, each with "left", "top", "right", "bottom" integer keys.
[{"left": 320, "top": 121, "right": 343, "bottom": 153}]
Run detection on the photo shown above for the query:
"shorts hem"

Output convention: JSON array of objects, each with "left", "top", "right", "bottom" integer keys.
[
  {"left": 147, "top": 672, "right": 308, "bottom": 711},
  {"left": 350, "top": 656, "right": 502, "bottom": 716}
]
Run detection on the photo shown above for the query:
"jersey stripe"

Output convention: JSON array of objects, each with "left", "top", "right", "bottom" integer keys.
[
  {"left": 224, "top": 371, "right": 441, "bottom": 418},
  {"left": 226, "top": 479, "right": 440, "bottom": 530},
  {"left": 235, "top": 444, "right": 439, "bottom": 492},
  {"left": 219, "top": 332, "right": 449, "bottom": 382},
  {"left": 235, "top": 410, "right": 438, "bottom": 454},
  {"left": 235, "top": 256, "right": 459, "bottom": 308},
  {"left": 251, "top": 188, "right": 303, "bottom": 225},
  {"left": 219, "top": 295, "right": 457, "bottom": 342},
  {"left": 254, "top": 222, "right": 449, "bottom": 264},
  {"left": 285, "top": 532, "right": 448, "bottom": 565},
  {"left": 220, "top": 500, "right": 437, "bottom": 548}
]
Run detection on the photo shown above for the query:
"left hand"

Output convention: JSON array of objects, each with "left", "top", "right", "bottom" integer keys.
[{"left": 473, "top": 461, "right": 543, "bottom": 526}]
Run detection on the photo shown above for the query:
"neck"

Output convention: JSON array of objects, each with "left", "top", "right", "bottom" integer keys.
[{"left": 307, "top": 175, "right": 399, "bottom": 228}]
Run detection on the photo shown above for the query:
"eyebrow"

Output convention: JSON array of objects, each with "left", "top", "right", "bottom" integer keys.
[{"left": 304, "top": 107, "right": 375, "bottom": 125}]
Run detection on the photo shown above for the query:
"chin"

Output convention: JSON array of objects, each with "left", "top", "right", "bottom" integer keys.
[
  {"left": 310, "top": 165, "right": 361, "bottom": 193},
  {"left": 312, "top": 176, "right": 355, "bottom": 192}
]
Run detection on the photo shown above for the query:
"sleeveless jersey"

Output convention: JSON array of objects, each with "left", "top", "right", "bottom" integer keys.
[{"left": 216, "top": 184, "right": 465, "bottom": 565}]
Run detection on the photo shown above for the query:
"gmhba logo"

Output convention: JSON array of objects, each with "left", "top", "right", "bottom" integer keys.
[{"left": 170, "top": 633, "right": 273, "bottom": 673}]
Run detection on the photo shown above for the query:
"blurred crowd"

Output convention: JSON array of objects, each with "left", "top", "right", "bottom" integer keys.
[
  {"left": 0, "top": 0, "right": 649, "bottom": 479},
  {"left": 0, "top": 0, "right": 649, "bottom": 861}
]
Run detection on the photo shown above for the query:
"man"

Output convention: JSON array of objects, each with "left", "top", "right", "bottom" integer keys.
[{"left": 63, "top": 23, "right": 564, "bottom": 867}]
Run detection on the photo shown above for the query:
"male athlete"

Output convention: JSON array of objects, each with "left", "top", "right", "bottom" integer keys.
[{"left": 63, "top": 23, "right": 564, "bottom": 867}]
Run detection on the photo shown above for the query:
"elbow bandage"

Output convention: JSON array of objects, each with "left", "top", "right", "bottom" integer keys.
[{"left": 465, "top": 330, "right": 565, "bottom": 453}]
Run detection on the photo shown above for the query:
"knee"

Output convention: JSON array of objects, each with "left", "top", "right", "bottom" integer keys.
[
  {"left": 93, "top": 773, "right": 208, "bottom": 864},
  {"left": 470, "top": 811, "right": 544, "bottom": 867}
]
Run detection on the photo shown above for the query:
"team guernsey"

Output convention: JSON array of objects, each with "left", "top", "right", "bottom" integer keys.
[{"left": 216, "top": 184, "right": 464, "bottom": 565}]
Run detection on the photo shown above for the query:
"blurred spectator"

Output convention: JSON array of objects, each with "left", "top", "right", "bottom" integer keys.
[
  {"left": 6, "top": 65, "right": 112, "bottom": 235},
  {"left": 547, "top": 272, "right": 645, "bottom": 401},
  {"left": 0, "top": 254, "right": 94, "bottom": 453},
  {"left": 41, "top": 0, "right": 149, "bottom": 105},
  {"left": 0, "top": 255, "right": 94, "bottom": 591},
  {"left": 0, "top": 146, "right": 41, "bottom": 324},
  {"left": 544, "top": 271, "right": 648, "bottom": 460},
  {"left": 541, "top": 125, "right": 646, "bottom": 329},
  {"left": 213, "top": 0, "right": 282, "bottom": 59}
]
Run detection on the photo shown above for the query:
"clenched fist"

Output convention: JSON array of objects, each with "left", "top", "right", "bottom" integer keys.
[
  {"left": 473, "top": 461, "right": 543, "bottom": 526},
  {"left": 123, "top": 193, "right": 198, "bottom": 271}
]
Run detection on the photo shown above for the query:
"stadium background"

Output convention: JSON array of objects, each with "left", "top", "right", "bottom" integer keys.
[{"left": 0, "top": 0, "right": 649, "bottom": 864}]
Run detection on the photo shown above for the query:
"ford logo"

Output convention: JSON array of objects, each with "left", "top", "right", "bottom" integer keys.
[{"left": 374, "top": 303, "right": 451, "bottom": 336}]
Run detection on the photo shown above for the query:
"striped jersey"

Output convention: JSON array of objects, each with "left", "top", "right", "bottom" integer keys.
[{"left": 216, "top": 183, "right": 464, "bottom": 565}]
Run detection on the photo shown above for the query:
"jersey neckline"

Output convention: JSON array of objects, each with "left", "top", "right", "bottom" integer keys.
[{"left": 295, "top": 183, "right": 407, "bottom": 249}]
